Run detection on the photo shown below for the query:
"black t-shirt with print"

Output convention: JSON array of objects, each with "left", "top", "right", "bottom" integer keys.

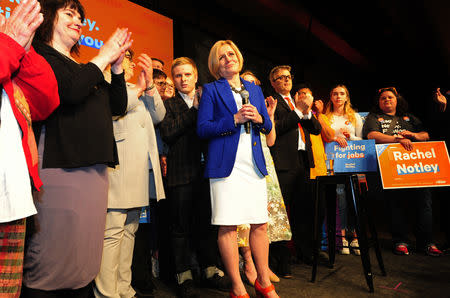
[{"left": 362, "top": 112, "right": 425, "bottom": 138}]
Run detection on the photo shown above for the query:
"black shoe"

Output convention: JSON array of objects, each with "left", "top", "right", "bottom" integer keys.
[
  {"left": 178, "top": 279, "right": 197, "bottom": 298},
  {"left": 133, "top": 280, "right": 155, "bottom": 297},
  {"left": 278, "top": 257, "right": 292, "bottom": 279},
  {"left": 204, "top": 273, "right": 231, "bottom": 292}
]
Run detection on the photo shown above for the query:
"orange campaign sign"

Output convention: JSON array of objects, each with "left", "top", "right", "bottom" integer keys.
[
  {"left": 0, "top": 0, "right": 173, "bottom": 81},
  {"left": 376, "top": 141, "right": 450, "bottom": 189}
]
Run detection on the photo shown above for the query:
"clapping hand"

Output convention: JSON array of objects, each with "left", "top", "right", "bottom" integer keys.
[
  {"left": 91, "top": 28, "right": 132, "bottom": 73},
  {"left": 0, "top": 0, "right": 43, "bottom": 52},
  {"left": 265, "top": 96, "right": 277, "bottom": 119},
  {"left": 313, "top": 99, "right": 324, "bottom": 114},
  {"left": 294, "top": 92, "right": 313, "bottom": 114},
  {"left": 136, "top": 54, "right": 153, "bottom": 94},
  {"left": 193, "top": 87, "right": 202, "bottom": 109},
  {"left": 434, "top": 88, "right": 447, "bottom": 112}
]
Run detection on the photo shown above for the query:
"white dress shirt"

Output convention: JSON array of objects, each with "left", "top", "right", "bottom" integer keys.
[
  {"left": 0, "top": 90, "right": 36, "bottom": 222},
  {"left": 179, "top": 91, "right": 194, "bottom": 108}
]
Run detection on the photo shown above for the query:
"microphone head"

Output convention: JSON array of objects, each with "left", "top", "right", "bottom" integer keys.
[{"left": 240, "top": 90, "right": 250, "bottom": 101}]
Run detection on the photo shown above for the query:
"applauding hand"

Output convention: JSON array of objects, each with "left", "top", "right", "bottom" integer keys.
[
  {"left": 136, "top": 54, "right": 154, "bottom": 95},
  {"left": 91, "top": 28, "right": 133, "bottom": 73},
  {"left": 0, "top": 0, "right": 43, "bottom": 51}
]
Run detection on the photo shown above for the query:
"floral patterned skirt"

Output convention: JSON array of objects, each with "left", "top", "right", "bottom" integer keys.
[{"left": 237, "top": 135, "right": 292, "bottom": 246}]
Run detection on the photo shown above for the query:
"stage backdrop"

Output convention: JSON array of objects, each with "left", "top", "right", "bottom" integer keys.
[{"left": 0, "top": 0, "right": 173, "bottom": 81}]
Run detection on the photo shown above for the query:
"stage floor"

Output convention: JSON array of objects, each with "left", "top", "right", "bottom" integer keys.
[{"left": 150, "top": 235, "right": 450, "bottom": 297}]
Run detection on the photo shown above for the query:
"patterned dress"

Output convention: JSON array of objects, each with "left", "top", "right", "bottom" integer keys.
[{"left": 237, "top": 134, "right": 292, "bottom": 246}]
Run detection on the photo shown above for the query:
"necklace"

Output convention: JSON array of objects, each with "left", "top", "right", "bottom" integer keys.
[{"left": 230, "top": 83, "right": 244, "bottom": 94}]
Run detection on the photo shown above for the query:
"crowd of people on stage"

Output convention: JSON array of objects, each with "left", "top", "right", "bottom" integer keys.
[{"left": 1, "top": 0, "right": 449, "bottom": 297}]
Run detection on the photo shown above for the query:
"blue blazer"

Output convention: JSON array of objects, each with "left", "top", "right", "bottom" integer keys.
[{"left": 197, "top": 77, "right": 272, "bottom": 178}]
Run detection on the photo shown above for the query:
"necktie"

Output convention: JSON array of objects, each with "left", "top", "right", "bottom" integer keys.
[{"left": 284, "top": 97, "right": 305, "bottom": 143}]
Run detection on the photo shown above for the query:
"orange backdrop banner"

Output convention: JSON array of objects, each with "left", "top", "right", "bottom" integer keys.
[
  {"left": 0, "top": 0, "right": 173, "bottom": 80},
  {"left": 376, "top": 141, "right": 450, "bottom": 189}
]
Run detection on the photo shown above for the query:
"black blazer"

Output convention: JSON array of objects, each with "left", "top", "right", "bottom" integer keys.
[
  {"left": 32, "top": 41, "right": 127, "bottom": 169},
  {"left": 269, "top": 92, "right": 321, "bottom": 171},
  {"left": 159, "top": 92, "right": 205, "bottom": 187}
]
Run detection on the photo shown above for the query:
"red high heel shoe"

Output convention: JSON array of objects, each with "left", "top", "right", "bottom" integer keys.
[
  {"left": 255, "top": 279, "right": 276, "bottom": 298},
  {"left": 229, "top": 292, "right": 250, "bottom": 298}
]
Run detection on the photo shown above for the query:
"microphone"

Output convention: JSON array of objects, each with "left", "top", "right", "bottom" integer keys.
[{"left": 240, "top": 90, "right": 251, "bottom": 134}]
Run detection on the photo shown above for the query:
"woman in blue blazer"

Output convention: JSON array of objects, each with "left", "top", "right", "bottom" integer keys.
[{"left": 197, "top": 40, "right": 278, "bottom": 298}]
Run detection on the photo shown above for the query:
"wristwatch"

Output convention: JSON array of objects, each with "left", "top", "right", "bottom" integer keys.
[{"left": 144, "top": 83, "right": 155, "bottom": 92}]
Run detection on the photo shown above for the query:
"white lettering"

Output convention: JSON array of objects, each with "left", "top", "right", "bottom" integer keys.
[
  {"left": 431, "top": 164, "right": 438, "bottom": 173},
  {"left": 397, "top": 164, "right": 407, "bottom": 174},
  {"left": 396, "top": 163, "right": 439, "bottom": 175},
  {"left": 393, "top": 151, "right": 402, "bottom": 161}
]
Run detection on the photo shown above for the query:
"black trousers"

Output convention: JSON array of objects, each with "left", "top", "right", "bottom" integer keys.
[
  {"left": 386, "top": 188, "right": 433, "bottom": 249},
  {"left": 131, "top": 223, "right": 154, "bottom": 289},
  {"left": 21, "top": 282, "right": 93, "bottom": 298},
  {"left": 168, "top": 179, "right": 218, "bottom": 274},
  {"left": 276, "top": 150, "right": 316, "bottom": 260}
]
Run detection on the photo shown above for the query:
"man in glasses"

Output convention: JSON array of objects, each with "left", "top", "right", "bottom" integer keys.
[
  {"left": 266, "top": 66, "right": 322, "bottom": 274},
  {"left": 153, "top": 69, "right": 168, "bottom": 96}
]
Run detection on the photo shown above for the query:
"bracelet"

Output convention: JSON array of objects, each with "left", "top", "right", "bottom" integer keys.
[{"left": 144, "top": 83, "right": 155, "bottom": 92}]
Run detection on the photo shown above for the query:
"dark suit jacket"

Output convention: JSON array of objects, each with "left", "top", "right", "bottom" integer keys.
[
  {"left": 269, "top": 92, "right": 321, "bottom": 172},
  {"left": 159, "top": 92, "right": 205, "bottom": 187}
]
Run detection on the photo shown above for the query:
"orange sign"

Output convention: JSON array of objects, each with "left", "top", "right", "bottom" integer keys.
[
  {"left": 376, "top": 141, "right": 450, "bottom": 189},
  {"left": 0, "top": 0, "right": 173, "bottom": 81}
]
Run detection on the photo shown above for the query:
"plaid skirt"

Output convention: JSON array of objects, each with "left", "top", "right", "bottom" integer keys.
[{"left": 0, "top": 219, "right": 26, "bottom": 298}]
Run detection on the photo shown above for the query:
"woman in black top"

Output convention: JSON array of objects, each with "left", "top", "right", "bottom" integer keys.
[
  {"left": 363, "top": 87, "right": 442, "bottom": 257},
  {"left": 22, "top": 0, "right": 131, "bottom": 296}
]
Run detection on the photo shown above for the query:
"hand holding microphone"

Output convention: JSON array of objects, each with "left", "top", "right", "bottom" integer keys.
[
  {"left": 240, "top": 90, "right": 251, "bottom": 133},
  {"left": 234, "top": 90, "right": 263, "bottom": 134}
]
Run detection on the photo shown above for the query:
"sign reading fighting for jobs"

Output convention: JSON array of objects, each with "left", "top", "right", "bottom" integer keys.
[
  {"left": 325, "top": 140, "right": 377, "bottom": 173},
  {"left": 376, "top": 141, "right": 450, "bottom": 189}
]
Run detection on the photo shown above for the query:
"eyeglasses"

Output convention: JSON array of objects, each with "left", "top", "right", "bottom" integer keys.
[
  {"left": 155, "top": 81, "right": 167, "bottom": 88},
  {"left": 124, "top": 53, "right": 133, "bottom": 61},
  {"left": 274, "top": 74, "right": 293, "bottom": 82},
  {"left": 378, "top": 87, "right": 397, "bottom": 94}
]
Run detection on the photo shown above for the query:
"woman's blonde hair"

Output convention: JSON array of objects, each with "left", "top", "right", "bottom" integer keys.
[
  {"left": 241, "top": 71, "right": 261, "bottom": 86},
  {"left": 325, "top": 84, "right": 357, "bottom": 126},
  {"left": 208, "top": 40, "right": 243, "bottom": 79}
]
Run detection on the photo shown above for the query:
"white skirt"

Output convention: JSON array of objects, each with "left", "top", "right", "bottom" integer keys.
[{"left": 210, "top": 126, "right": 268, "bottom": 225}]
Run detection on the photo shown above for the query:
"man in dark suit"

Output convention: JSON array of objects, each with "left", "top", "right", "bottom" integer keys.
[
  {"left": 159, "top": 57, "right": 229, "bottom": 297},
  {"left": 267, "top": 65, "right": 322, "bottom": 273}
]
